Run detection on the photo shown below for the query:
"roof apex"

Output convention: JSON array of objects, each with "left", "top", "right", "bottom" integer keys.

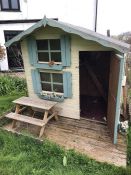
[{"left": 5, "top": 17, "right": 130, "bottom": 53}]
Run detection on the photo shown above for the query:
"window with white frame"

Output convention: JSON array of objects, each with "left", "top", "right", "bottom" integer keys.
[
  {"left": 40, "top": 72, "right": 63, "bottom": 94},
  {"left": 36, "top": 39, "right": 61, "bottom": 63},
  {"left": 0, "top": 0, "right": 20, "bottom": 11}
]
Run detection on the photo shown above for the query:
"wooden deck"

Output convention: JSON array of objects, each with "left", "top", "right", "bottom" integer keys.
[
  {"left": 45, "top": 117, "right": 127, "bottom": 167},
  {"left": 3, "top": 116, "right": 127, "bottom": 167}
]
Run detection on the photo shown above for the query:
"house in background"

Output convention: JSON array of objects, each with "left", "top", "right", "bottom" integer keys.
[
  {"left": 0, "top": 0, "right": 98, "bottom": 71},
  {"left": 5, "top": 17, "right": 130, "bottom": 144}
]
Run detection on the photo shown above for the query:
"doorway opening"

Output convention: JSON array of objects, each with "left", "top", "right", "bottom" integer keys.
[{"left": 79, "top": 51, "right": 111, "bottom": 122}]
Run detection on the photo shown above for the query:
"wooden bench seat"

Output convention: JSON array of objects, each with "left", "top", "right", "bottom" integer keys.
[
  {"left": 5, "top": 97, "right": 59, "bottom": 138},
  {"left": 6, "top": 112, "right": 45, "bottom": 127}
]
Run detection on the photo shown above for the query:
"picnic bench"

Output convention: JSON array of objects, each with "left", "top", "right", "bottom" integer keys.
[{"left": 5, "top": 96, "right": 59, "bottom": 138}]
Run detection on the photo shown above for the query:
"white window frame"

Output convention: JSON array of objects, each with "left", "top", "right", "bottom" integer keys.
[{"left": 36, "top": 39, "right": 62, "bottom": 65}]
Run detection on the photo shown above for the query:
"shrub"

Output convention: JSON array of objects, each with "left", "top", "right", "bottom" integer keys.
[
  {"left": 0, "top": 45, "right": 5, "bottom": 60},
  {"left": 0, "top": 75, "right": 27, "bottom": 96}
]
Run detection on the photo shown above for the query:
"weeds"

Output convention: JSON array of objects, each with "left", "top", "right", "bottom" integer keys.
[{"left": 0, "top": 75, "right": 27, "bottom": 96}]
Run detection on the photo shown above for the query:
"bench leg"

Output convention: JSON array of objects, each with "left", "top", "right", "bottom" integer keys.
[
  {"left": 12, "top": 104, "right": 20, "bottom": 129},
  {"left": 39, "top": 110, "right": 49, "bottom": 138},
  {"left": 12, "top": 120, "right": 17, "bottom": 128},
  {"left": 39, "top": 125, "right": 46, "bottom": 138},
  {"left": 55, "top": 114, "right": 58, "bottom": 121}
]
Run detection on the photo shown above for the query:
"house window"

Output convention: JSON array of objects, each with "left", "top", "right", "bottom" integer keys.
[
  {"left": 0, "top": 0, "right": 20, "bottom": 11},
  {"left": 4, "top": 30, "right": 23, "bottom": 69},
  {"left": 40, "top": 72, "right": 63, "bottom": 94},
  {"left": 36, "top": 39, "right": 61, "bottom": 63}
]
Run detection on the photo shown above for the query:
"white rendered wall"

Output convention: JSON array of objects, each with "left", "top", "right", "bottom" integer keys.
[
  {"left": 0, "top": 0, "right": 97, "bottom": 28},
  {"left": 0, "top": 23, "right": 36, "bottom": 70},
  {"left": 0, "top": 0, "right": 97, "bottom": 70}
]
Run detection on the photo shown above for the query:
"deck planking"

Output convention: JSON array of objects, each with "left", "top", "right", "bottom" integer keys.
[
  {"left": 45, "top": 117, "right": 127, "bottom": 167},
  {"left": 3, "top": 116, "right": 127, "bottom": 167}
]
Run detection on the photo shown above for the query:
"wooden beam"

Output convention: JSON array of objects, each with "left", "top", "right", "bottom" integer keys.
[
  {"left": 122, "top": 85, "right": 127, "bottom": 119},
  {"left": 84, "top": 62, "right": 107, "bottom": 101}
]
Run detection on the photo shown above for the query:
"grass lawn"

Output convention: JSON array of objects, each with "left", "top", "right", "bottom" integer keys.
[
  {"left": 0, "top": 93, "right": 25, "bottom": 116},
  {"left": 0, "top": 129, "right": 130, "bottom": 175},
  {"left": 0, "top": 75, "right": 130, "bottom": 175}
]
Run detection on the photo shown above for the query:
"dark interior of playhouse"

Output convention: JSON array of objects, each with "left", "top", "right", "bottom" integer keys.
[{"left": 79, "top": 51, "right": 111, "bottom": 122}]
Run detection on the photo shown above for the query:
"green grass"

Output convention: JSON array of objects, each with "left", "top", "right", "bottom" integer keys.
[
  {"left": 0, "top": 76, "right": 130, "bottom": 174},
  {"left": 127, "top": 124, "right": 131, "bottom": 166},
  {"left": 0, "top": 92, "right": 25, "bottom": 116},
  {"left": 0, "top": 75, "right": 27, "bottom": 116},
  {"left": 0, "top": 129, "right": 130, "bottom": 175}
]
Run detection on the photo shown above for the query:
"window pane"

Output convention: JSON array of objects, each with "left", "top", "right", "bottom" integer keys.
[
  {"left": 53, "top": 84, "right": 63, "bottom": 93},
  {"left": 36, "top": 40, "right": 48, "bottom": 50},
  {"left": 11, "top": 0, "right": 19, "bottom": 9},
  {"left": 50, "top": 39, "right": 60, "bottom": 50},
  {"left": 38, "top": 52, "right": 49, "bottom": 62},
  {"left": 1, "top": 0, "right": 9, "bottom": 9},
  {"left": 51, "top": 52, "right": 61, "bottom": 62},
  {"left": 40, "top": 72, "right": 51, "bottom": 82},
  {"left": 52, "top": 73, "right": 63, "bottom": 83},
  {"left": 41, "top": 83, "right": 51, "bottom": 91}
]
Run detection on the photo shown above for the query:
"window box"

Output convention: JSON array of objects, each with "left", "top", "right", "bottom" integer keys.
[{"left": 40, "top": 91, "right": 64, "bottom": 102}]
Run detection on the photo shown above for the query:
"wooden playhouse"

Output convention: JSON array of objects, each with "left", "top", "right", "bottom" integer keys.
[{"left": 5, "top": 17, "right": 130, "bottom": 144}]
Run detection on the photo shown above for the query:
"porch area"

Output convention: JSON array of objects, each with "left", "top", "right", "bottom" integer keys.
[{"left": 4, "top": 116, "right": 127, "bottom": 167}]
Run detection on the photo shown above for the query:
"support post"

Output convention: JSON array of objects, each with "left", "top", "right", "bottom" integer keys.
[
  {"left": 12, "top": 104, "right": 20, "bottom": 128},
  {"left": 113, "top": 54, "right": 124, "bottom": 144}
]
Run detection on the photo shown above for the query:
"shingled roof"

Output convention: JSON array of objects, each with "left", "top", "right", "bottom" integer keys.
[{"left": 5, "top": 16, "right": 130, "bottom": 53}]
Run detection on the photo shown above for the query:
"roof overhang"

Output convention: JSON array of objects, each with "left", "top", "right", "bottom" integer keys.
[{"left": 5, "top": 16, "right": 130, "bottom": 53}]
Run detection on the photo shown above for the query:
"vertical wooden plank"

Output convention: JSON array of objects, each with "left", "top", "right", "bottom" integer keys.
[
  {"left": 107, "top": 54, "right": 120, "bottom": 144},
  {"left": 63, "top": 72, "right": 72, "bottom": 98},
  {"left": 122, "top": 85, "right": 127, "bottom": 119},
  {"left": 61, "top": 35, "right": 71, "bottom": 67},
  {"left": 61, "top": 35, "right": 66, "bottom": 66},
  {"left": 31, "top": 69, "right": 42, "bottom": 95},
  {"left": 114, "top": 56, "right": 124, "bottom": 144},
  {"left": 27, "top": 37, "right": 37, "bottom": 65},
  {"left": 65, "top": 35, "right": 71, "bottom": 66},
  {"left": 107, "top": 53, "right": 124, "bottom": 144}
]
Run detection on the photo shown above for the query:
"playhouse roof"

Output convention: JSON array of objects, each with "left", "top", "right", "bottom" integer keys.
[{"left": 5, "top": 16, "right": 130, "bottom": 53}]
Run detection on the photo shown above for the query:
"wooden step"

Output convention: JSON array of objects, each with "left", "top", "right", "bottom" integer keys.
[{"left": 5, "top": 112, "right": 45, "bottom": 127}]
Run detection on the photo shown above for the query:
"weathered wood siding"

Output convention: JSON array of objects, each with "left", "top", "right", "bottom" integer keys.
[{"left": 21, "top": 26, "right": 111, "bottom": 119}]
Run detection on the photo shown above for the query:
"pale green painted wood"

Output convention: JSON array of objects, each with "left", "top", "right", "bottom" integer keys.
[
  {"left": 27, "top": 37, "right": 37, "bottom": 65},
  {"left": 113, "top": 54, "right": 124, "bottom": 144},
  {"left": 65, "top": 35, "right": 71, "bottom": 66},
  {"left": 5, "top": 17, "right": 130, "bottom": 53},
  {"left": 61, "top": 35, "right": 71, "bottom": 67},
  {"left": 27, "top": 37, "right": 63, "bottom": 70},
  {"left": 63, "top": 72, "right": 72, "bottom": 98},
  {"left": 31, "top": 69, "right": 42, "bottom": 95}
]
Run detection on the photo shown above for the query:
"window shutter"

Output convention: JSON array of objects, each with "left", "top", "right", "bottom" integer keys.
[
  {"left": 61, "top": 35, "right": 71, "bottom": 67},
  {"left": 31, "top": 69, "right": 42, "bottom": 95},
  {"left": 27, "top": 37, "right": 37, "bottom": 66},
  {"left": 63, "top": 72, "right": 72, "bottom": 98}
]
